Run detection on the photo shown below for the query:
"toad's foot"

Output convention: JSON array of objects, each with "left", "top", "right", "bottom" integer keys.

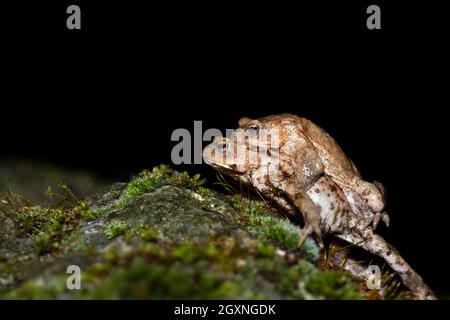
[
  {"left": 298, "top": 217, "right": 324, "bottom": 250},
  {"left": 361, "top": 212, "right": 390, "bottom": 231},
  {"left": 293, "top": 193, "right": 324, "bottom": 250},
  {"left": 372, "top": 212, "right": 390, "bottom": 230}
]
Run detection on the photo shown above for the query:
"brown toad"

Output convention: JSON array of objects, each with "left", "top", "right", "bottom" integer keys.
[{"left": 202, "top": 115, "right": 436, "bottom": 300}]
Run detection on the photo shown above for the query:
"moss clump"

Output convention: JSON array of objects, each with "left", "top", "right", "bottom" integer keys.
[
  {"left": 125, "top": 168, "right": 169, "bottom": 197},
  {"left": 7, "top": 237, "right": 362, "bottom": 300},
  {"left": 7, "top": 276, "right": 68, "bottom": 300},
  {"left": 92, "top": 165, "right": 211, "bottom": 216},
  {"left": 59, "top": 230, "right": 87, "bottom": 254},
  {"left": 8, "top": 198, "right": 100, "bottom": 254},
  {"left": 72, "top": 202, "right": 97, "bottom": 221},
  {"left": 171, "top": 243, "right": 219, "bottom": 264},
  {"left": 135, "top": 224, "right": 159, "bottom": 242},
  {"left": 256, "top": 242, "right": 276, "bottom": 258},
  {"left": 104, "top": 220, "right": 128, "bottom": 239},
  {"left": 126, "top": 165, "right": 208, "bottom": 198},
  {"left": 228, "top": 195, "right": 319, "bottom": 261},
  {"left": 15, "top": 206, "right": 67, "bottom": 236},
  {"left": 14, "top": 206, "right": 77, "bottom": 254},
  {"left": 294, "top": 260, "right": 363, "bottom": 299},
  {"left": 88, "top": 256, "right": 236, "bottom": 300}
]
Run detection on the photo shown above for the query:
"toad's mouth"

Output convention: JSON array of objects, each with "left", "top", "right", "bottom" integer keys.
[{"left": 206, "top": 161, "right": 245, "bottom": 176}]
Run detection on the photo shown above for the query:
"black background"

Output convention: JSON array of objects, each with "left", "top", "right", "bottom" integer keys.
[
  {"left": 2, "top": 300, "right": 449, "bottom": 319},
  {"left": 2, "top": 1, "right": 449, "bottom": 297}
]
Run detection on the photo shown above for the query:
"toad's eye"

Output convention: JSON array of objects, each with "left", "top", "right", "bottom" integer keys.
[
  {"left": 216, "top": 143, "right": 227, "bottom": 151},
  {"left": 247, "top": 124, "right": 260, "bottom": 134}
]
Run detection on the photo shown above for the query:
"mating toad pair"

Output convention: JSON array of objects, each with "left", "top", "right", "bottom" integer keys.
[{"left": 203, "top": 114, "right": 435, "bottom": 300}]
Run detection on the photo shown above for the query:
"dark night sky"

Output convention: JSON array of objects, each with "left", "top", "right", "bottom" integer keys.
[{"left": 1, "top": 1, "right": 448, "bottom": 295}]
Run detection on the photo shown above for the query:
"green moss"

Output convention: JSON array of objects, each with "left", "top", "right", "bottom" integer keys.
[
  {"left": 125, "top": 170, "right": 166, "bottom": 198},
  {"left": 7, "top": 276, "right": 67, "bottom": 299},
  {"left": 9, "top": 198, "right": 106, "bottom": 254},
  {"left": 16, "top": 206, "right": 66, "bottom": 236},
  {"left": 72, "top": 202, "right": 96, "bottom": 221},
  {"left": 126, "top": 165, "right": 206, "bottom": 199},
  {"left": 5, "top": 229, "right": 363, "bottom": 300},
  {"left": 295, "top": 260, "right": 364, "bottom": 299},
  {"left": 227, "top": 195, "right": 319, "bottom": 261},
  {"left": 13, "top": 206, "right": 77, "bottom": 254},
  {"left": 171, "top": 243, "right": 218, "bottom": 264},
  {"left": 59, "top": 230, "right": 87, "bottom": 254},
  {"left": 92, "top": 205, "right": 113, "bottom": 218},
  {"left": 89, "top": 257, "right": 227, "bottom": 299},
  {"left": 104, "top": 220, "right": 128, "bottom": 239},
  {"left": 135, "top": 224, "right": 159, "bottom": 242},
  {"left": 92, "top": 165, "right": 209, "bottom": 217},
  {"left": 256, "top": 242, "right": 276, "bottom": 258}
]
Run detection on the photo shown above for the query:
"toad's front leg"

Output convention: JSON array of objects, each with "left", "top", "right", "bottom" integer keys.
[
  {"left": 263, "top": 177, "right": 324, "bottom": 249},
  {"left": 284, "top": 184, "right": 324, "bottom": 250}
]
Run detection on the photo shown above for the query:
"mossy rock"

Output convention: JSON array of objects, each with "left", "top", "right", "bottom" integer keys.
[
  {"left": 0, "top": 211, "right": 38, "bottom": 290},
  {"left": 0, "top": 165, "right": 365, "bottom": 299}
]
